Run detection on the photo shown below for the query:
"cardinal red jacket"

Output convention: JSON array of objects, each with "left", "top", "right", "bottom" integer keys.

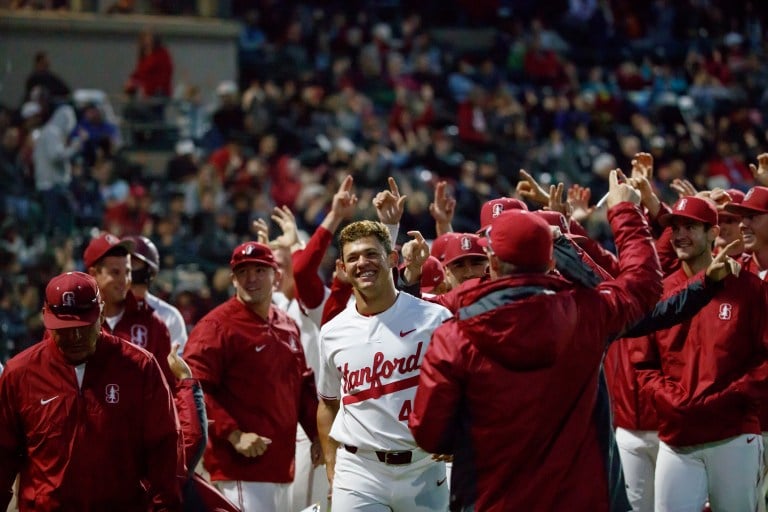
[
  {"left": 636, "top": 268, "right": 768, "bottom": 446},
  {"left": 410, "top": 203, "right": 662, "bottom": 512},
  {"left": 0, "top": 331, "right": 181, "bottom": 511},
  {"left": 106, "top": 291, "right": 175, "bottom": 386},
  {"left": 183, "top": 298, "right": 318, "bottom": 483}
]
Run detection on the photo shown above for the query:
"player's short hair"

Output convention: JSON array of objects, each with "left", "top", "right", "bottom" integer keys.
[
  {"left": 92, "top": 246, "right": 130, "bottom": 269},
  {"left": 339, "top": 220, "right": 392, "bottom": 259}
]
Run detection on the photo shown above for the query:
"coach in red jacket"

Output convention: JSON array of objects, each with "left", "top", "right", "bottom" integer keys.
[
  {"left": 0, "top": 272, "right": 181, "bottom": 511},
  {"left": 183, "top": 242, "right": 319, "bottom": 512},
  {"left": 410, "top": 171, "right": 663, "bottom": 511}
]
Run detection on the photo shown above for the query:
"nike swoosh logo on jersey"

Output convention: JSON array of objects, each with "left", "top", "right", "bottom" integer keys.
[
  {"left": 748, "top": 436, "right": 756, "bottom": 444},
  {"left": 255, "top": 345, "right": 267, "bottom": 352},
  {"left": 40, "top": 396, "right": 59, "bottom": 405},
  {"left": 399, "top": 328, "right": 416, "bottom": 337},
  {"left": 437, "top": 477, "right": 447, "bottom": 486}
]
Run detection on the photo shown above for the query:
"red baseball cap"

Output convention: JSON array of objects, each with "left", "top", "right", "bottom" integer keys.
[
  {"left": 83, "top": 232, "right": 135, "bottom": 269},
  {"left": 430, "top": 233, "right": 458, "bottom": 262},
  {"left": 443, "top": 233, "right": 486, "bottom": 267},
  {"left": 717, "top": 188, "right": 745, "bottom": 221},
  {"left": 478, "top": 197, "right": 528, "bottom": 232},
  {"left": 659, "top": 197, "right": 718, "bottom": 227},
  {"left": 724, "top": 186, "right": 768, "bottom": 217},
  {"left": 420, "top": 256, "right": 446, "bottom": 293},
  {"left": 43, "top": 272, "right": 102, "bottom": 329},
  {"left": 230, "top": 242, "right": 278, "bottom": 270},
  {"left": 478, "top": 210, "right": 553, "bottom": 268}
]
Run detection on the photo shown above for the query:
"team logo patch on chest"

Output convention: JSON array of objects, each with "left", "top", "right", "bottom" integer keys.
[
  {"left": 105, "top": 384, "right": 120, "bottom": 404},
  {"left": 130, "top": 324, "right": 148, "bottom": 347},
  {"left": 718, "top": 303, "right": 732, "bottom": 320}
]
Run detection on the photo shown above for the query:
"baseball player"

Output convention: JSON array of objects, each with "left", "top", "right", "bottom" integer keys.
[
  {"left": 638, "top": 196, "right": 768, "bottom": 511},
  {"left": 124, "top": 235, "right": 189, "bottom": 353},
  {"left": 82, "top": 231, "right": 175, "bottom": 385},
  {"left": 410, "top": 171, "right": 662, "bottom": 511},
  {"left": 441, "top": 233, "right": 488, "bottom": 288},
  {"left": 183, "top": 241, "right": 320, "bottom": 512},
  {"left": 317, "top": 220, "right": 452, "bottom": 511},
  {"left": 0, "top": 272, "right": 180, "bottom": 510}
]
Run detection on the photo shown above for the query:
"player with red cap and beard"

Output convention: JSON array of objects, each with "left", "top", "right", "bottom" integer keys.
[
  {"left": 0, "top": 272, "right": 180, "bottom": 511},
  {"left": 410, "top": 171, "right": 663, "bottom": 511}
]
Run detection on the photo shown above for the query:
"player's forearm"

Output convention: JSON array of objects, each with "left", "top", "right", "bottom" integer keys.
[{"left": 317, "top": 399, "right": 340, "bottom": 470}]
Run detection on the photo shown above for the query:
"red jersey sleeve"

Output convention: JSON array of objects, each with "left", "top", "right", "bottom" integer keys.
[{"left": 293, "top": 226, "right": 333, "bottom": 309}]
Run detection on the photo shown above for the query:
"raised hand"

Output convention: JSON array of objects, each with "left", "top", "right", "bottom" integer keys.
[
  {"left": 606, "top": 169, "right": 640, "bottom": 208},
  {"left": 547, "top": 182, "right": 572, "bottom": 218},
  {"left": 331, "top": 175, "right": 358, "bottom": 220},
  {"left": 428, "top": 181, "right": 456, "bottom": 235},
  {"left": 749, "top": 153, "right": 768, "bottom": 186},
  {"left": 401, "top": 230, "right": 430, "bottom": 284},
  {"left": 252, "top": 218, "right": 270, "bottom": 245},
  {"left": 567, "top": 184, "right": 594, "bottom": 223},
  {"left": 271, "top": 205, "right": 300, "bottom": 250},
  {"left": 670, "top": 178, "right": 697, "bottom": 198},
  {"left": 374, "top": 177, "right": 407, "bottom": 225},
  {"left": 631, "top": 152, "right": 654, "bottom": 181},
  {"left": 516, "top": 169, "right": 549, "bottom": 206},
  {"left": 706, "top": 240, "right": 742, "bottom": 282}
]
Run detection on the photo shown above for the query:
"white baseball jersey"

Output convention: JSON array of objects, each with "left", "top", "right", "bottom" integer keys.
[
  {"left": 318, "top": 292, "right": 451, "bottom": 452},
  {"left": 144, "top": 292, "right": 188, "bottom": 352},
  {"left": 273, "top": 290, "right": 327, "bottom": 383}
]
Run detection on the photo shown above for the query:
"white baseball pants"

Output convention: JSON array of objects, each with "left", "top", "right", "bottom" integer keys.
[
  {"left": 332, "top": 446, "right": 448, "bottom": 511},
  {"left": 655, "top": 434, "right": 763, "bottom": 512},
  {"left": 216, "top": 480, "right": 290, "bottom": 512},
  {"left": 290, "top": 425, "right": 330, "bottom": 511},
  {"left": 615, "top": 428, "right": 659, "bottom": 512}
]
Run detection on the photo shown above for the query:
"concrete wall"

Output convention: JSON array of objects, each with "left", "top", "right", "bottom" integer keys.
[{"left": 0, "top": 9, "right": 239, "bottom": 107}]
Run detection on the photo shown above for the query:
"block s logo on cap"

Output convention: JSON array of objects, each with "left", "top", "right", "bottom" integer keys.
[
  {"left": 460, "top": 236, "right": 472, "bottom": 251},
  {"left": 61, "top": 291, "right": 76, "bottom": 307},
  {"left": 243, "top": 244, "right": 256, "bottom": 255},
  {"left": 105, "top": 233, "right": 120, "bottom": 245},
  {"left": 492, "top": 203, "right": 504, "bottom": 217},
  {"left": 718, "top": 303, "right": 732, "bottom": 320},
  {"left": 745, "top": 189, "right": 755, "bottom": 201},
  {"left": 677, "top": 198, "right": 688, "bottom": 211}
]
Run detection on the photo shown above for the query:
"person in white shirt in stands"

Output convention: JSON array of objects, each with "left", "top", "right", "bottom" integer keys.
[{"left": 124, "top": 235, "right": 188, "bottom": 353}]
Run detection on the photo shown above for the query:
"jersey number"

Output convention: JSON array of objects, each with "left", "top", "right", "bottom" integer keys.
[{"left": 398, "top": 400, "right": 412, "bottom": 421}]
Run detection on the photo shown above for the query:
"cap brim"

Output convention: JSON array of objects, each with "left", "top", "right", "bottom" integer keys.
[
  {"left": 658, "top": 212, "right": 711, "bottom": 227},
  {"left": 231, "top": 258, "right": 278, "bottom": 270},
  {"left": 723, "top": 204, "right": 768, "bottom": 217},
  {"left": 43, "top": 306, "right": 100, "bottom": 330}
]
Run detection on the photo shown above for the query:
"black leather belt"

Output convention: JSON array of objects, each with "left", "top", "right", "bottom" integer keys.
[{"left": 343, "top": 444, "right": 413, "bottom": 465}]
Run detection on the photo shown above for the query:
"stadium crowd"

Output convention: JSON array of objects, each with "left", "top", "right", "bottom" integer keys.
[{"left": 4, "top": 1, "right": 768, "bottom": 511}]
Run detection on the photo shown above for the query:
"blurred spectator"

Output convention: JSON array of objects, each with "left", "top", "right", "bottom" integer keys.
[
  {"left": 124, "top": 29, "right": 174, "bottom": 100},
  {"left": 32, "top": 104, "right": 84, "bottom": 237},
  {"left": 75, "top": 103, "right": 122, "bottom": 167},
  {"left": 23, "top": 51, "right": 71, "bottom": 103}
]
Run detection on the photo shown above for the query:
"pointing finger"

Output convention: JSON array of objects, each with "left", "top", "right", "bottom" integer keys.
[
  {"left": 341, "top": 175, "right": 354, "bottom": 192},
  {"left": 406, "top": 230, "right": 425, "bottom": 244},
  {"left": 388, "top": 176, "right": 400, "bottom": 197},
  {"left": 608, "top": 169, "right": 619, "bottom": 189}
]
